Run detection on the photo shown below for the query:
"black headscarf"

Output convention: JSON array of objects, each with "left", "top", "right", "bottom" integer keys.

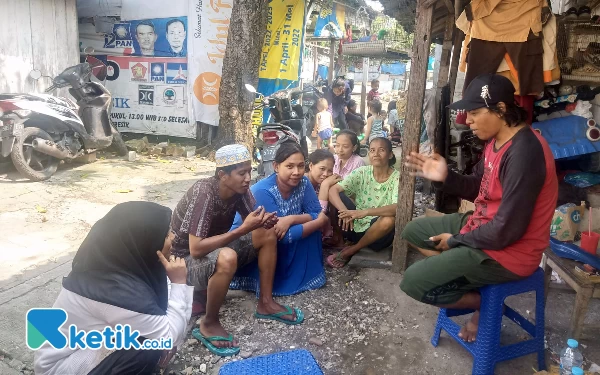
[{"left": 63, "top": 202, "right": 172, "bottom": 315}]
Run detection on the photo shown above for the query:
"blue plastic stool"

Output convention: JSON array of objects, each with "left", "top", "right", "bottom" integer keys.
[
  {"left": 218, "top": 349, "right": 324, "bottom": 375},
  {"left": 431, "top": 267, "right": 546, "bottom": 375}
]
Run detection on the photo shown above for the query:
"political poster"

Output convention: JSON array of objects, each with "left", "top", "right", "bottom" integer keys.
[
  {"left": 100, "top": 17, "right": 188, "bottom": 57},
  {"left": 188, "top": 0, "right": 232, "bottom": 126},
  {"left": 257, "top": 0, "right": 306, "bottom": 96},
  {"left": 93, "top": 55, "right": 194, "bottom": 138}
]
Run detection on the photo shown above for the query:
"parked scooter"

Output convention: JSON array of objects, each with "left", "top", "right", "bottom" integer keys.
[
  {"left": 246, "top": 84, "right": 309, "bottom": 180},
  {"left": 0, "top": 62, "right": 127, "bottom": 181}
]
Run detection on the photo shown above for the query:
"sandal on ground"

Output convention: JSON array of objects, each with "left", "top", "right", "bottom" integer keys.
[
  {"left": 254, "top": 305, "right": 304, "bottom": 325},
  {"left": 326, "top": 251, "right": 351, "bottom": 268},
  {"left": 191, "top": 328, "right": 240, "bottom": 357}
]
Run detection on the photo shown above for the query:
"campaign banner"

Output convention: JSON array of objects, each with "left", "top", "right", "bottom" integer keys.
[
  {"left": 257, "top": 0, "right": 306, "bottom": 97},
  {"left": 95, "top": 55, "right": 195, "bottom": 138},
  {"left": 188, "top": 0, "right": 232, "bottom": 126},
  {"left": 313, "top": 2, "right": 345, "bottom": 38},
  {"left": 100, "top": 17, "right": 188, "bottom": 57}
]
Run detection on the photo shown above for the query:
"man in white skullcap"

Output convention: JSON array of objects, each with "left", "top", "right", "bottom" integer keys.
[{"left": 170, "top": 144, "right": 298, "bottom": 356}]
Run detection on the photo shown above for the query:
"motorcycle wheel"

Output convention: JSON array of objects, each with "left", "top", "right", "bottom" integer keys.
[
  {"left": 11, "top": 127, "right": 60, "bottom": 181},
  {"left": 109, "top": 126, "right": 129, "bottom": 156}
]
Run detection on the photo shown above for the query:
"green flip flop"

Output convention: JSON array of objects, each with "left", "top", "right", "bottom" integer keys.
[
  {"left": 191, "top": 328, "right": 240, "bottom": 357},
  {"left": 254, "top": 305, "right": 304, "bottom": 325}
]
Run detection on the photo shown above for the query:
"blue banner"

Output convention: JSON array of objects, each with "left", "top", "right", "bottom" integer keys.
[{"left": 103, "top": 17, "right": 188, "bottom": 57}]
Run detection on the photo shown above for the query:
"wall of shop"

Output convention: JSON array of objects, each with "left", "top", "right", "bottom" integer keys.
[{"left": 0, "top": 0, "right": 79, "bottom": 94}]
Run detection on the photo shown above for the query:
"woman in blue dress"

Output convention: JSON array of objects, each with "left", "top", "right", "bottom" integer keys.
[{"left": 230, "top": 143, "right": 328, "bottom": 296}]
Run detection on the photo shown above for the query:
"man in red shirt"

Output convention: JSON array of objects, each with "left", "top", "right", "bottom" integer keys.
[{"left": 401, "top": 74, "right": 558, "bottom": 342}]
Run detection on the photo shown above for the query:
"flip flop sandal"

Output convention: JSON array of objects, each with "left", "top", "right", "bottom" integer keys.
[
  {"left": 255, "top": 305, "right": 304, "bottom": 325},
  {"left": 326, "top": 251, "right": 350, "bottom": 268},
  {"left": 191, "top": 328, "right": 240, "bottom": 357}
]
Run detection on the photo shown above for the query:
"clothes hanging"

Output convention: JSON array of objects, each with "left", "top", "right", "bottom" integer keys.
[{"left": 456, "top": 0, "right": 543, "bottom": 43}]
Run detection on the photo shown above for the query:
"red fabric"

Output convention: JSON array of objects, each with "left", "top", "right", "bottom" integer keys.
[
  {"left": 456, "top": 110, "right": 467, "bottom": 125},
  {"left": 460, "top": 131, "right": 558, "bottom": 276},
  {"left": 367, "top": 89, "right": 380, "bottom": 102},
  {"left": 514, "top": 95, "right": 534, "bottom": 125}
]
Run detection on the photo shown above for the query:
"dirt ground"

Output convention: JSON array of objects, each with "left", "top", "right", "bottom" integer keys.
[{"left": 0, "top": 151, "right": 599, "bottom": 375}]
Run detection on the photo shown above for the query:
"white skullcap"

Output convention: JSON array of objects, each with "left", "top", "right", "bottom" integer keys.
[{"left": 215, "top": 144, "right": 251, "bottom": 167}]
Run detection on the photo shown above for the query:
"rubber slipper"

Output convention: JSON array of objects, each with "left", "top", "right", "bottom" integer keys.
[
  {"left": 191, "top": 328, "right": 240, "bottom": 357},
  {"left": 254, "top": 305, "right": 304, "bottom": 325},
  {"left": 326, "top": 251, "right": 350, "bottom": 268}
]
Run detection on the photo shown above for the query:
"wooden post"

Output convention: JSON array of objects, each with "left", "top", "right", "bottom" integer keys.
[
  {"left": 448, "top": 0, "right": 465, "bottom": 101},
  {"left": 361, "top": 57, "right": 369, "bottom": 116},
  {"left": 391, "top": 0, "right": 434, "bottom": 273},
  {"left": 313, "top": 45, "right": 319, "bottom": 82},
  {"left": 436, "top": 11, "right": 455, "bottom": 92},
  {"left": 328, "top": 38, "right": 335, "bottom": 84}
]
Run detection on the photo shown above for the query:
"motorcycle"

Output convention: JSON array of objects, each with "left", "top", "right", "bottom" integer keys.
[
  {"left": 0, "top": 62, "right": 127, "bottom": 181},
  {"left": 246, "top": 84, "right": 309, "bottom": 180}
]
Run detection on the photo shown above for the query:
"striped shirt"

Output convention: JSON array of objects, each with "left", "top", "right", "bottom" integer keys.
[{"left": 334, "top": 154, "right": 365, "bottom": 179}]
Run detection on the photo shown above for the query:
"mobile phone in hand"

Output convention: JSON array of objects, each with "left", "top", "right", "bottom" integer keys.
[{"left": 424, "top": 239, "right": 440, "bottom": 248}]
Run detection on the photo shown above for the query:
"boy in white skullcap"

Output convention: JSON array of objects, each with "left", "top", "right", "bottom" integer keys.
[{"left": 170, "top": 144, "right": 299, "bottom": 356}]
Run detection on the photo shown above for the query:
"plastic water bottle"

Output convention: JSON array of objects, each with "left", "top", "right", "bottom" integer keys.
[
  {"left": 560, "top": 339, "right": 583, "bottom": 375},
  {"left": 571, "top": 367, "right": 584, "bottom": 375}
]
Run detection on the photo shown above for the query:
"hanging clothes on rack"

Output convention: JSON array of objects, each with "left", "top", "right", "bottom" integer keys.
[
  {"left": 496, "top": 6, "right": 560, "bottom": 95},
  {"left": 456, "top": 0, "right": 546, "bottom": 96}
]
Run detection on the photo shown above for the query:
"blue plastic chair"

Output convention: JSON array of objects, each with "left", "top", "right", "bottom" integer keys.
[
  {"left": 218, "top": 349, "right": 324, "bottom": 375},
  {"left": 431, "top": 268, "right": 546, "bottom": 375}
]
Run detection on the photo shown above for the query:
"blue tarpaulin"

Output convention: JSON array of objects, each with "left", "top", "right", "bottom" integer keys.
[{"left": 381, "top": 62, "right": 406, "bottom": 75}]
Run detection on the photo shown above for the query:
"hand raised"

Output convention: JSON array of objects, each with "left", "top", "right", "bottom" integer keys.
[{"left": 405, "top": 152, "right": 448, "bottom": 182}]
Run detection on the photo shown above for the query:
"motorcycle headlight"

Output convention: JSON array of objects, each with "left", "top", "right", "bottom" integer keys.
[
  {"left": 14, "top": 110, "right": 31, "bottom": 118},
  {"left": 290, "top": 111, "right": 297, "bottom": 118}
]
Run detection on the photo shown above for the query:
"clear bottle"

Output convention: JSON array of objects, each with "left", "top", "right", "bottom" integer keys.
[
  {"left": 560, "top": 339, "right": 584, "bottom": 375},
  {"left": 571, "top": 367, "right": 584, "bottom": 375}
]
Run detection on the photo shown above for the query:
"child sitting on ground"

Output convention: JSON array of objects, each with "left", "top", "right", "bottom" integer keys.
[{"left": 312, "top": 98, "right": 334, "bottom": 151}]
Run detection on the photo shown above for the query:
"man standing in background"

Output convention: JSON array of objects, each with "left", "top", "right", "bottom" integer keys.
[{"left": 325, "top": 78, "right": 351, "bottom": 130}]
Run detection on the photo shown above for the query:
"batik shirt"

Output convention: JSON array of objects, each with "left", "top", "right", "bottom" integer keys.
[{"left": 170, "top": 177, "right": 255, "bottom": 257}]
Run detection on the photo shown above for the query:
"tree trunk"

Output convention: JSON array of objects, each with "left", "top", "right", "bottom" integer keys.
[{"left": 214, "top": 0, "right": 269, "bottom": 154}]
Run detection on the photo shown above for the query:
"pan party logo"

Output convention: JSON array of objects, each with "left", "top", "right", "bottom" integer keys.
[{"left": 194, "top": 72, "right": 221, "bottom": 106}]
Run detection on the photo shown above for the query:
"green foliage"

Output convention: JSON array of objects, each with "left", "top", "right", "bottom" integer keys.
[{"left": 371, "top": 15, "right": 413, "bottom": 53}]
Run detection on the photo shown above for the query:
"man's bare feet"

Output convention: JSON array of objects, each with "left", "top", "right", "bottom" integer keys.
[
  {"left": 199, "top": 319, "right": 238, "bottom": 348},
  {"left": 256, "top": 299, "right": 297, "bottom": 322},
  {"left": 192, "top": 290, "right": 207, "bottom": 316},
  {"left": 458, "top": 311, "right": 480, "bottom": 343}
]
